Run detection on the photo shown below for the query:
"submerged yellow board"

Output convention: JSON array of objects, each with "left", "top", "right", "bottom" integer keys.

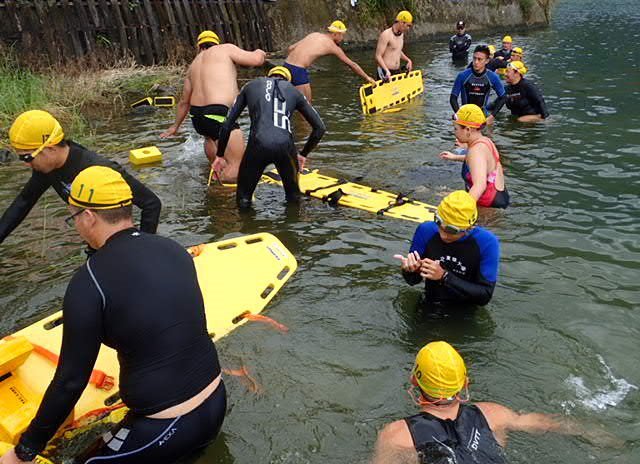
[
  {"left": 359, "top": 70, "right": 424, "bottom": 115},
  {"left": 262, "top": 170, "right": 436, "bottom": 223},
  {"left": 0, "top": 233, "right": 296, "bottom": 447}
]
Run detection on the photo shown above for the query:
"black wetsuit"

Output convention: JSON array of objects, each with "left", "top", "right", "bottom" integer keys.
[
  {"left": 403, "top": 222, "right": 500, "bottom": 307},
  {"left": 493, "top": 48, "right": 512, "bottom": 61},
  {"left": 405, "top": 404, "right": 506, "bottom": 464},
  {"left": 217, "top": 77, "right": 326, "bottom": 208},
  {"left": 449, "top": 33, "right": 472, "bottom": 61},
  {"left": 486, "top": 57, "right": 507, "bottom": 72},
  {"left": 0, "top": 141, "right": 161, "bottom": 244},
  {"left": 15, "top": 229, "right": 223, "bottom": 463},
  {"left": 505, "top": 78, "right": 549, "bottom": 119}
]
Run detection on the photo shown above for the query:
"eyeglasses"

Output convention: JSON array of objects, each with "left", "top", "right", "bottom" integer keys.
[
  {"left": 17, "top": 152, "right": 35, "bottom": 163},
  {"left": 65, "top": 209, "right": 86, "bottom": 227},
  {"left": 434, "top": 212, "right": 469, "bottom": 234}
]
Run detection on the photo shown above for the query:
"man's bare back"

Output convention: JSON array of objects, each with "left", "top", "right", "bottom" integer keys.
[
  {"left": 286, "top": 32, "right": 339, "bottom": 68},
  {"left": 189, "top": 44, "right": 242, "bottom": 107}
]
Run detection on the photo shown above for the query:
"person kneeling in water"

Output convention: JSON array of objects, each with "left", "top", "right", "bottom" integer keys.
[
  {"left": 395, "top": 191, "right": 499, "bottom": 308},
  {"left": 371, "top": 341, "right": 611, "bottom": 463},
  {"left": 215, "top": 66, "right": 326, "bottom": 209},
  {"left": 504, "top": 61, "right": 549, "bottom": 122},
  {"left": 440, "top": 104, "right": 509, "bottom": 209}
]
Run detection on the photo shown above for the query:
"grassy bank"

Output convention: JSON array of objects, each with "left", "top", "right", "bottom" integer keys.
[{"left": 0, "top": 48, "right": 182, "bottom": 150}]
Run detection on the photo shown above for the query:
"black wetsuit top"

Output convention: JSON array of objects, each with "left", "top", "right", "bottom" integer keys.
[
  {"left": 449, "top": 33, "right": 472, "bottom": 61},
  {"left": 403, "top": 223, "right": 500, "bottom": 307},
  {"left": 0, "top": 142, "right": 161, "bottom": 244},
  {"left": 217, "top": 77, "right": 325, "bottom": 159},
  {"left": 506, "top": 78, "right": 549, "bottom": 118},
  {"left": 493, "top": 49, "right": 512, "bottom": 61},
  {"left": 486, "top": 58, "right": 507, "bottom": 72},
  {"left": 450, "top": 68, "right": 506, "bottom": 116},
  {"left": 406, "top": 404, "right": 506, "bottom": 464},
  {"left": 18, "top": 229, "right": 221, "bottom": 454}
]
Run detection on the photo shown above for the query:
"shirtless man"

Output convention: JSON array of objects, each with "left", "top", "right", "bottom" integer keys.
[
  {"left": 160, "top": 31, "right": 265, "bottom": 182},
  {"left": 284, "top": 20, "right": 375, "bottom": 102},
  {"left": 375, "top": 11, "right": 414, "bottom": 81}
]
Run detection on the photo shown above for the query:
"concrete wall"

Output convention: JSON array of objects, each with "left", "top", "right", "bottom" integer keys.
[{"left": 262, "top": 0, "right": 549, "bottom": 52}]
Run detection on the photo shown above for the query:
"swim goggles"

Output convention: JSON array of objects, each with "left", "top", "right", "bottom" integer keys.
[
  {"left": 17, "top": 152, "right": 36, "bottom": 163},
  {"left": 434, "top": 212, "right": 470, "bottom": 235}
]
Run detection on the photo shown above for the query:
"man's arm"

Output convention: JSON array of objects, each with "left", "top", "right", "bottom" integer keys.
[
  {"left": 450, "top": 73, "right": 464, "bottom": 112},
  {"left": 217, "top": 86, "right": 249, "bottom": 158},
  {"left": 229, "top": 45, "right": 266, "bottom": 67},
  {"left": 0, "top": 172, "right": 49, "bottom": 245},
  {"left": 115, "top": 164, "right": 162, "bottom": 234},
  {"left": 449, "top": 36, "right": 456, "bottom": 53},
  {"left": 16, "top": 269, "right": 103, "bottom": 457},
  {"left": 332, "top": 45, "right": 375, "bottom": 83},
  {"left": 528, "top": 82, "right": 550, "bottom": 119},
  {"left": 400, "top": 51, "right": 413, "bottom": 71},
  {"left": 401, "top": 223, "right": 433, "bottom": 286},
  {"left": 489, "top": 73, "right": 507, "bottom": 116},
  {"left": 296, "top": 93, "right": 326, "bottom": 157},
  {"left": 371, "top": 421, "right": 419, "bottom": 464},
  {"left": 160, "top": 70, "right": 192, "bottom": 138},
  {"left": 375, "top": 33, "right": 390, "bottom": 75}
]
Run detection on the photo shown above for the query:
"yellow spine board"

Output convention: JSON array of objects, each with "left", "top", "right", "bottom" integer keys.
[
  {"left": 262, "top": 170, "right": 436, "bottom": 223},
  {"left": 0, "top": 234, "right": 296, "bottom": 446},
  {"left": 359, "top": 70, "right": 424, "bottom": 115}
]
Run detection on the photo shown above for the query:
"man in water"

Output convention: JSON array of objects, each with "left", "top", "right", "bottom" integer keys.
[
  {"left": 161, "top": 30, "right": 266, "bottom": 182},
  {"left": 504, "top": 61, "right": 549, "bottom": 122},
  {"left": 214, "top": 66, "right": 325, "bottom": 209},
  {"left": 375, "top": 11, "right": 414, "bottom": 81},
  {"left": 284, "top": 20, "right": 375, "bottom": 102},
  {"left": 394, "top": 191, "right": 499, "bottom": 308},
  {"left": 494, "top": 35, "right": 513, "bottom": 61},
  {"left": 1, "top": 110, "right": 161, "bottom": 248},
  {"left": 1, "top": 166, "right": 225, "bottom": 464},
  {"left": 449, "top": 20, "right": 472, "bottom": 62},
  {"left": 450, "top": 45, "right": 506, "bottom": 124},
  {"left": 371, "top": 341, "right": 596, "bottom": 463}
]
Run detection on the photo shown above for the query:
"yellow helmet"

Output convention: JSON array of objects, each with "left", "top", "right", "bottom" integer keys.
[
  {"left": 327, "top": 20, "right": 347, "bottom": 33},
  {"left": 69, "top": 166, "right": 133, "bottom": 210},
  {"left": 512, "top": 46, "right": 523, "bottom": 55},
  {"left": 396, "top": 10, "right": 413, "bottom": 24},
  {"left": 413, "top": 341, "right": 467, "bottom": 399},
  {"left": 268, "top": 66, "right": 292, "bottom": 82},
  {"left": 507, "top": 60, "right": 528, "bottom": 75},
  {"left": 502, "top": 35, "right": 513, "bottom": 43},
  {"left": 437, "top": 191, "right": 478, "bottom": 229},
  {"left": 488, "top": 45, "right": 496, "bottom": 56},
  {"left": 453, "top": 104, "right": 486, "bottom": 129},
  {"left": 197, "top": 30, "right": 220, "bottom": 46},
  {"left": 9, "top": 110, "right": 64, "bottom": 158}
]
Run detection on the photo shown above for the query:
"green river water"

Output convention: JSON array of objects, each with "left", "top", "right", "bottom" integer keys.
[{"left": 1, "top": 0, "right": 639, "bottom": 462}]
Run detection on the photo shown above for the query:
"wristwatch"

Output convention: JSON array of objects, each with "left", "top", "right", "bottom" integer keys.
[{"left": 14, "top": 442, "right": 39, "bottom": 462}]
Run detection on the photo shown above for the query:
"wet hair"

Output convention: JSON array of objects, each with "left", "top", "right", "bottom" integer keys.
[
  {"left": 473, "top": 45, "right": 491, "bottom": 58},
  {"left": 199, "top": 42, "right": 216, "bottom": 51},
  {"left": 92, "top": 205, "right": 133, "bottom": 224},
  {"left": 55, "top": 139, "right": 70, "bottom": 148}
]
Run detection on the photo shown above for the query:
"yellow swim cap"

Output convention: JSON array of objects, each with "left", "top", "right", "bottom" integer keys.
[
  {"left": 396, "top": 10, "right": 413, "bottom": 24},
  {"left": 437, "top": 191, "right": 478, "bottom": 229},
  {"left": 454, "top": 104, "right": 486, "bottom": 129},
  {"left": 488, "top": 45, "right": 496, "bottom": 56},
  {"left": 413, "top": 341, "right": 467, "bottom": 399},
  {"left": 268, "top": 66, "right": 292, "bottom": 82},
  {"left": 9, "top": 110, "right": 64, "bottom": 158},
  {"left": 512, "top": 46, "right": 523, "bottom": 55},
  {"left": 197, "top": 30, "right": 220, "bottom": 46},
  {"left": 69, "top": 166, "right": 133, "bottom": 210},
  {"left": 502, "top": 35, "right": 513, "bottom": 43},
  {"left": 508, "top": 60, "right": 528, "bottom": 75},
  {"left": 328, "top": 20, "right": 347, "bottom": 33}
]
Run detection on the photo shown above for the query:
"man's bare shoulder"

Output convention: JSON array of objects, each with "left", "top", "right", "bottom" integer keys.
[{"left": 379, "top": 27, "right": 393, "bottom": 39}]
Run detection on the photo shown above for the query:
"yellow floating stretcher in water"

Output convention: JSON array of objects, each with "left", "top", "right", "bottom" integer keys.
[
  {"left": 359, "top": 70, "right": 424, "bottom": 115},
  {"left": 0, "top": 233, "right": 296, "bottom": 455},
  {"left": 262, "top": 169, "right": 436, "bottom": 223}
]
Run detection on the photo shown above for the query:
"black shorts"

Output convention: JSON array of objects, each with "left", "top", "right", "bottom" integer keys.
[
  {"left": 376, "top": 67, "right": 406, "bottom": 80},
  {"left": 189, "top": 104, "right": 239, "bottom": 141},
  {"left": 76, "top": 382, "right": 227, "bottom": 464}
]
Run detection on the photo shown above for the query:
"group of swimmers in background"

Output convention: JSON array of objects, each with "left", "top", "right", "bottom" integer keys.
[{"left": 1, "top": 9, "right": 616, "bottom": 464}]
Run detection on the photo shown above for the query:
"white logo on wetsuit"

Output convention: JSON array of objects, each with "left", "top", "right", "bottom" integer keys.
[
  {"left": 273, "top": 99, "right": 291, "bottom": 133},
  {"left": 468, "top": 428, "right": 481, "bottom": 450},
  {"left": 439, "top": 255, "right": 467, "bottom": 275},
  {"left": 265, "top": 79, "right": 272, "bottom": 102}
]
